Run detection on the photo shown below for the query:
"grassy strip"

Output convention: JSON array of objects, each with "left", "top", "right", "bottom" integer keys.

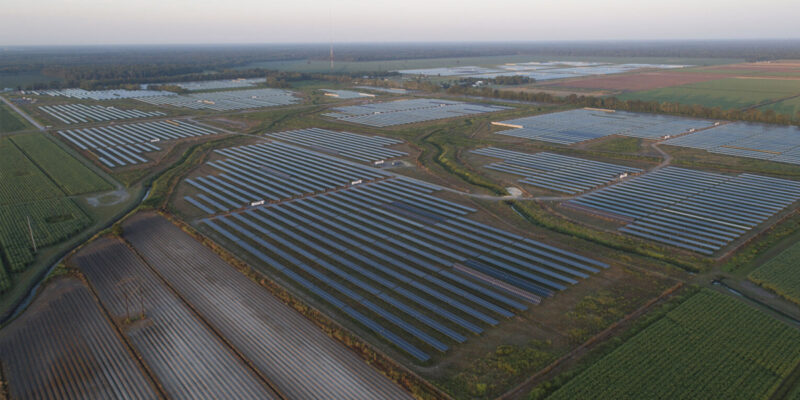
[
  {"left": 162, "top": 213, "right": 449, "bottom": 400},
  {"left": 722, "top": 212, "right": 800, "bottom": 273},
  {"left": 428, "top": 140, "right": 507, "bottom": 195},
  {"left": 0, "top": 103, "right": 27, "bottom": 133},
  {"left": 748, "top": 241, "right": 800, "bottom": 306},
  {"left": 508, "top": 200, "right": 704, "bottom": 272},
  {"left": 526, "top": 285, "right": 699, "bottom": 400}
]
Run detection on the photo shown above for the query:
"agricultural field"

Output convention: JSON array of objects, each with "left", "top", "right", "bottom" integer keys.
[
  {"left": 0, "top": 102, "right": 28, "bottom": 133},
  {"left": 546, "top": 71, "right": 725, "bottom": 92},
  {"left": 617, "top": 77, "right": 800, "bottom": 111},
  {"left": 0, "top": 277, "right": 159, "bottom": 399},
  {"left": 122, "top": 212, "right": 413, "bottom": 399},
  {"left": 547, "top": 289, "right": 800, "bottom": 400},
  {"left": 760, "top": 96, "right": 800, "bottom": 118},
  {"left": 749, "top": 241, "right": 800, "bottom": 305}
]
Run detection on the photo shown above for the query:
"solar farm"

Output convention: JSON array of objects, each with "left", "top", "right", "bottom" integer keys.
[
  {"left": 324, "top": 98, "right": 510, "bottom": 127},
  {"left": 398, "top": 61, "right": 688, "bottom": 81},
  {"left": 58, "top": 120, "right": 221, "bottom": 168},
  {"left": 38, "top": 103, "right": 165, "bottom": 124},
  {"left": 471, "top": 147, "right": 642, "bottom": 194},
  {"left": 199, "top": 176, "right": 608, "bottom": 361},
  {"left": 568, "top": 166, "right": 800, "bottom": 254},
  {"left": 354, "top": 86, "right": 410, "bottom": 94},
  {"left": 322, "top": 89, "right": 376, "bottom": 99},
  {"left": 136, "top": 88, "right": 300, "bottom": 111},
  {"left": 266, "top": 128, "right": 407, "bottom": 162},
  {"left": 664, "top": 122, "right": 800, "bottom": 165},
  {"left": 165, "top": 78, "right": 266, "bottom": 91},
  {"left": 28, "top": 88, "right": 174, "bottom": 100},
  {"left": 493, "top": 109, "right": 716, "bottom": 144}
]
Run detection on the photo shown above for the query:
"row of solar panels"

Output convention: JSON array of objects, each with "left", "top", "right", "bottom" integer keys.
[
  {"left": 136, "top": 88, "right": 300, "bottom": 111},
  {"left": 267, "top": 128, "right": 406, "bottom": 163},
  {"left": 472, "top": 147, "right": 641, "bottom": 194},
  {"left": 183, "top": 141, "right": 390, "bottom": 212},
  {"left": 664, "top": 123, "right": 800, "bottom": 166},
  {"left": 325, "top": 98, "right": 510, "bottom": 127},
  {"left": 58, "top": 120, "right": 220, "bottom": 168},
  {"left": 200, "top": 178, "right": 607, "bottom": 361},
  {"left": 40, "top": 104, "right": 165, "bottom": 125},
  {"left": 568, "top": 167, "right": 800, "bottom": 254},
  {"left": 30, "top": 88, "right": 173, "bottom": 100}
]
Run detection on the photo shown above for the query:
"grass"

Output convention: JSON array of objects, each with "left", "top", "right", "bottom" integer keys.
[
  {"left": 0, "top": 103, "right": 28, "bottom": 133},
  {"left": 585, "top": 136, "right": 643, "bottom": 154},
  {"left": 546, "top": 289, "right": 800, "bottom": 400},
  {"left": 618, "top": 77, "right": 800, "bottom": 111},
  {"left": 749, "top": 241, "right": 800, "bottom": 306},
  {"left": 11, "top": 133, "right": 112, "bottom": 195},
  {"left": 0, "top": 137, "right": 63, "bottom": 204},
  {"left": 760, "top": 96, "right": 800, "bottom": 119}
]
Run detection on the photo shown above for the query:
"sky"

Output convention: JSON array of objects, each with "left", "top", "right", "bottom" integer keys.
[{"left": 3, "top": 0, "right": 800, "bottom": 46}]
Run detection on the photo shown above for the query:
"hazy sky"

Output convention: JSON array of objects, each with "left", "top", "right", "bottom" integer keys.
[{"left": 3, "top": 0, "right": 800, "bottom": 45}]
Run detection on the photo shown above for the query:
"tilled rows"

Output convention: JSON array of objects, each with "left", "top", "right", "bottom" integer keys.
[
  {"left": 0, "top": 278, "right": 158, "bottom": 399},
  {"left": 74, "top": 238, "right": 278, "bottom": 400}
]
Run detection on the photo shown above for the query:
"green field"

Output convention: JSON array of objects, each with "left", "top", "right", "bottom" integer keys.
[
  {"left": 749, "top": 241, "right": 800, "bottom": 306},
  {"left": 0, "top": 134, "right": 100, "bottom": 279},
  {"left": 618, "top": 78, "right": 800, "bottom": 112},
  {"left": 760, "top": 96, "right": 800, "bottom": 118},
  {"left": 11, "top": 134, "right": 112, "bottom": 195},
  {"left": 548, "top": 289, "right": 800, "bottom": 400},
  {"left": 0, "top": 103, "right": 27, "bottom": 133}
]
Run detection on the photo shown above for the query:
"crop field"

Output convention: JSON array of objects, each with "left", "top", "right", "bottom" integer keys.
[
  {"left": 493, "top": 109, "right": 715, "bottom": 144},
  {"left": 617, "top": 77, "right": 800, "bottom": 111},
  {"left": 11, "top": 133, "right": 111, "bottom": 194},
  {"left": 0, "top": 277, "right": 159, "bottom": 399},
  {"left": 0, "top": 135, "right": 96, "bottom": 274},
  {"left": 199, "top": 177, "right": 608, "bottom": 361},
  {"left": 123, "top": 213, "right": 412, "bottom": 399},
  {"left": 137, "top": 88, "right": 300, "bottom": 111},
  {"left": 568, "top": 167, "right": 800, "bottom": 255},
  {"left": 323, "top": 98, "right": 510, "bottom": 127},
  {"left": 0, "top": 102, "right": 28, "bottom": 133},
  {"left": 760, "top": 96, "right": 800, "bottom": 117},
  {"left": 267, "top": 128, "right": 407, "bottom": 163},
  {"left": 665, "top": 122, "right": 800, "bottom": 165},
  {"left": 39, "top": 103, "right": 165, "bottom": 124},
  {"left": 75, "top": 238, "right": 279, "bottom": 399},
  {"left": 59, "top": 120, "right": 222, "bottom": 168},
  {"left": 31, "top": 88, "right": 174, "bottom": 100},
  {"left": 749, "top": 241, "right": 800, "bottom": 305},
  {"left": 471, "top": 147, "right": 641, "bottom": 194},
  {"left": 182, "top": 141, "right": 391, "bottom": 213},
  {"left": 548, "top": 289, "right": 800, "bottom": 400},
  {"left": 546, "top": 71, "right": 725, "bottom": 92},
  {"left": 322, "top": 89, "right": 376, "bottom": 99}
]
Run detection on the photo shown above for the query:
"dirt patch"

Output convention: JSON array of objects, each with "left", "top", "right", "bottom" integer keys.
[{"left": 547, "top": 72, "right": 725, "bottom": 92}]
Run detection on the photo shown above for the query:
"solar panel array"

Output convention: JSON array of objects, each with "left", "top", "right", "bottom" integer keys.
[
  {"left": 664, "top": 123, "right": 800, "bottom": 165},
  {"left": 136, "top": 88, "right": 300, "bottom": 111},
  {"left": 166, "top": 78, "right": 266, "bottom": 91},
  {"left": 267, "top": 128, "right": 407, "bottom": 163},
  {"left": 58, "top": 120, "right": 220, "bottom": 168},
  {"left": 30, "top": 88, "right": 174, "bottom": 100},
  {"left": 199, "top": 177, "right": 608, "bottom": 361},
  {"left": 471, "top": 147, "right": 642, "bottom": 194},
  {"left": 321, "top": 89, "right": 375, "bottom": 99},
  {"left": 495, "top": 109, "right": 716, "bottom": 144},
  {"left": 399, "top": 62, "right": 688, "bottom": 81},
  {"left": 568, "top": 167, "right": 800, "bottom": 254},
  {"left": 324, "top": 98, "right": 510, "bottom": 127},
  {"left": 183, "top": 141, "right": 391, "bottom": 213},
  {"left": 39, "top": 104, "right": 165, "bottom": 124},
  {"left": 353, "top": 86, "right": 409, "bottom": 94}
]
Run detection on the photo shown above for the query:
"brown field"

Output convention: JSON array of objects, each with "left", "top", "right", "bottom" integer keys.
[
  {"left": 706, "top": 61, "right": 800, "bottom": 73},
  {"left": 547, "top": 72, "right": 725, "bottom": 92}
]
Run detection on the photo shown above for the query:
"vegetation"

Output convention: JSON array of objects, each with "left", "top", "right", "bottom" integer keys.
[
  {"left": 11, "top": 133, "right": 112, "bottom": 195},
  {"left": 547, "top": 289, "right": 800, "bottom": 400},
  {"left": 617, "top": 78, "right": 800, "bottom": 111},
  {"left": 749, "top": 241, "right": 800, "bottom": 306},
  {"left": 0, "top": 103, "right": 27, "bottom": 133},
  {"left": 426, "top": 133, "right": 507, "bottom": 195},
  {"left": 587, "top": 137, "right": 643, "bottom": 154},
  {"left": 723, "top": 213, "right": 800, "bottom": 273}
]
